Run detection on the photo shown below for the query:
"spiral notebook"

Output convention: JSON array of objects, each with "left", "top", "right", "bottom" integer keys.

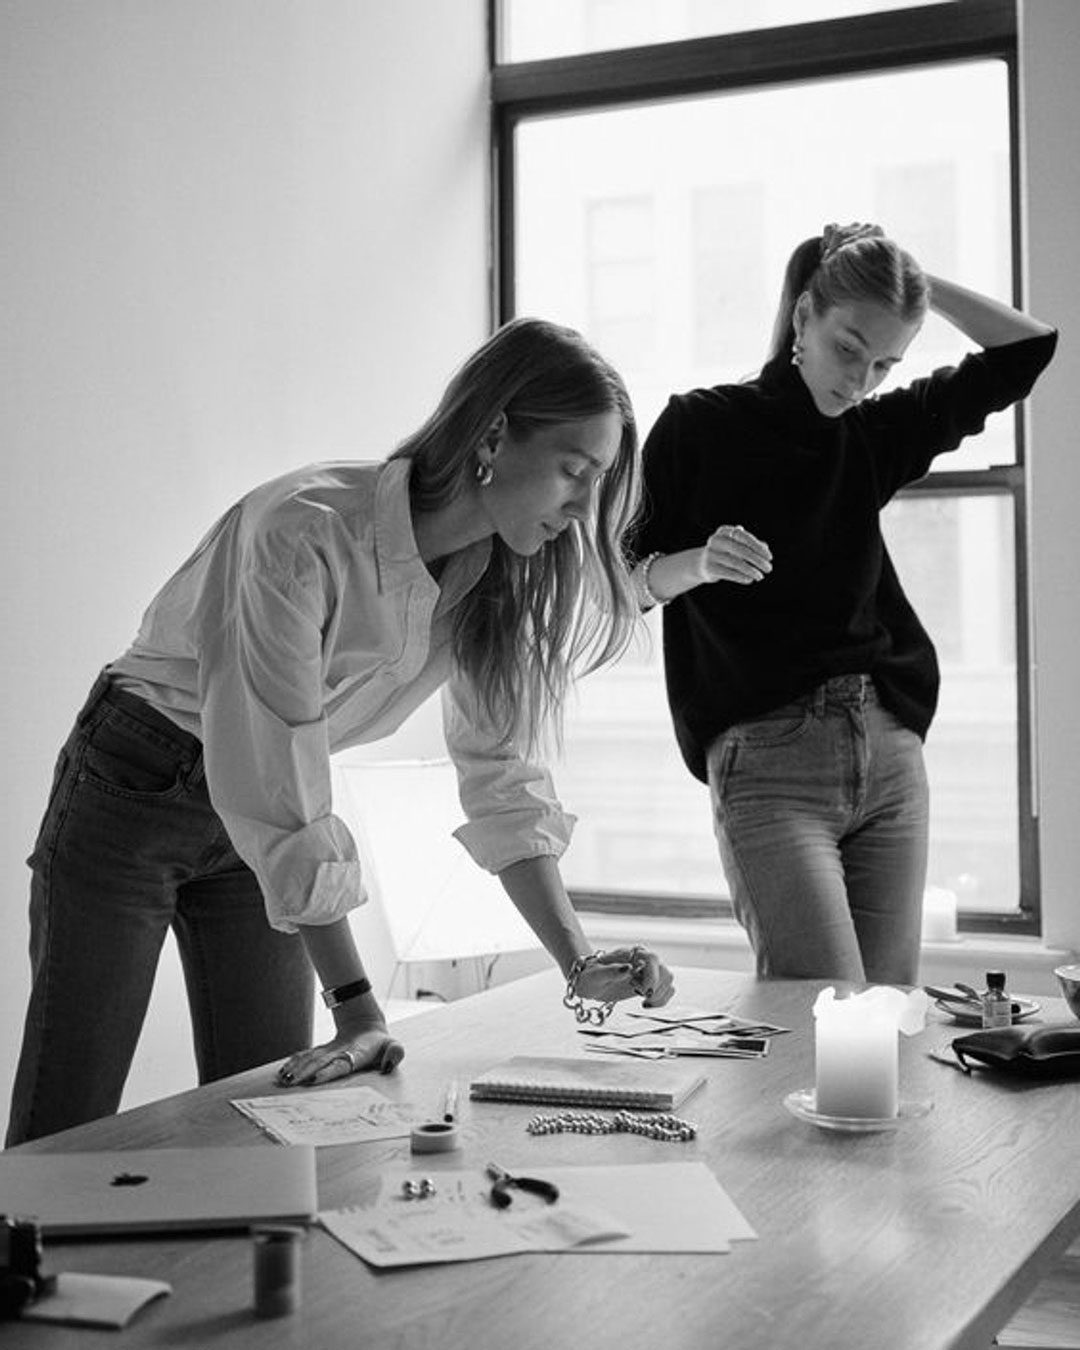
[{"left": 468, "top": 1055, "right": 706, "bottom": 1111}]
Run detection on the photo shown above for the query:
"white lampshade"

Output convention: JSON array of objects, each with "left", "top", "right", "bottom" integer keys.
[{"left": 331, "top": 758, "right": 540, "bottom": 964}]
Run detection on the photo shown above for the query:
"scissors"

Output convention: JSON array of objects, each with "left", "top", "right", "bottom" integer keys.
[{"left": 485, "top": 1161, "right": 560, "bottom": 1210}]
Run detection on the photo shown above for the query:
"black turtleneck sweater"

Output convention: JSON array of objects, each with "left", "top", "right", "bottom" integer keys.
[{"left": 630, "top": 330, "right": 1058, "bottom": 784}]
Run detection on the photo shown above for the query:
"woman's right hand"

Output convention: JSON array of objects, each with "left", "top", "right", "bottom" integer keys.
[
  {"left": 698, "top": 524, "right": 772, "bottom": 585},
  {"left": 275, "top": 1025, "right": 404, "bottom": 1088}
]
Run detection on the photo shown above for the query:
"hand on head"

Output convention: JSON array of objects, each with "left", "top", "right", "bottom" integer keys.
[{"left": 821, "top": 221, "right": 885, "bottom": 261}]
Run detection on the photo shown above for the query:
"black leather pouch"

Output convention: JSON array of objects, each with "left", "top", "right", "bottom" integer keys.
[{"left": 951, "top": 1023, "right": 1080, "bottom": 1079}]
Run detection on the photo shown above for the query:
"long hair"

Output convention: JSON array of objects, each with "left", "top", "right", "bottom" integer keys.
[
  {"left": 765, "top": 225, "right": 929, "bottom": 367},
  {"left": 390, "top": 317, "right": 641, "bottom": 755}
]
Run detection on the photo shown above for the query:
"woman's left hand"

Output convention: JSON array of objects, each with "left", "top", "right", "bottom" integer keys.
[
  {"left": 572, "top": 946, "right": 675, "bottom": 1009},
  {"left": 275, "top": 1026, "right": 405, "bottom": 1088}
]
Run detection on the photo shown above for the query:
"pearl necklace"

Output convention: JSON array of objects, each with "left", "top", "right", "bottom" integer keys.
[{"left": 526, "top": 1109, "right": 697, "bottom": 1142}]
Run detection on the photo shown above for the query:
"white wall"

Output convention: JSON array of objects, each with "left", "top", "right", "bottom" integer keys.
[
  {"left": 0, "top": 1, "right": 488, "bottom": 1128},
  {"left": 1021, "top": 0, "right": 1080, "bottom": 956}
]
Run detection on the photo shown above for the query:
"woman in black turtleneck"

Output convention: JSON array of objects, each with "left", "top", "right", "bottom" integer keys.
[{"left": 629, "top": 222, "right": 1056, "bottom": 984}]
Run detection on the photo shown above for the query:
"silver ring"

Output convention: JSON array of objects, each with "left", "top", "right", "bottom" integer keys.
[{"left": 338, "top": 1049, "right": 357, "bottom": 1075}]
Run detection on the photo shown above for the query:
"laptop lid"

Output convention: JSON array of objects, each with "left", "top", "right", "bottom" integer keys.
[{"left": 0, "top": 1145, "right": 317, "bottom": 1236}]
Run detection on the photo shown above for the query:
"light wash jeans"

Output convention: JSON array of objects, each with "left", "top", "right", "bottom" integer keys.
[
  {"left": 6, "top": 671, "right": 313, "bottom": 1146},
  {"left": 706, "top": 674, "right": 928, "bottom": 984}
]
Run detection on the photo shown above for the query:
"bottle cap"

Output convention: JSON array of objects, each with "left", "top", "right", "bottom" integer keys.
[{"left": 986, "top": 970, "right": 1006, "bottom": 990}]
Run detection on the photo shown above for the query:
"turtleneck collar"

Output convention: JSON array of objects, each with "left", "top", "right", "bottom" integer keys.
[{"left": 753, "top": 350, "right": 844, "bottom": 441}]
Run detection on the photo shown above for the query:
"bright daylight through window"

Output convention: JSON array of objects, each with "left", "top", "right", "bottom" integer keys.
[{"left": 496, "top": 3, "right": 1032, "bottom": 932}]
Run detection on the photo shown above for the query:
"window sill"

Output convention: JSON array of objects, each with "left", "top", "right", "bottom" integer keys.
[{"left": 580, "top": 913, "right": 1076, "bottom": 999}]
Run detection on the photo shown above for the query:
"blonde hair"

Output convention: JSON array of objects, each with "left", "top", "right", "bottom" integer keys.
[
  {"left": 767, "top": 224, "right": 929, "bottom": 366},
  {"left": 390, "top": 317, "right": 641, "bottom": 754}
]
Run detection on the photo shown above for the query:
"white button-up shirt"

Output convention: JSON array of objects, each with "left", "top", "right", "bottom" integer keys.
[{"left": 110, "top": 458, "right": 575, "bottom": 933}]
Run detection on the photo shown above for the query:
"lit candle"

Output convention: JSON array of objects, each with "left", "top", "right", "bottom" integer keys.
[
  {"left": 812, "top": 987, "right": 930, "bottom": 1120},
  {"left": 921, "top": 886, "right": 959, "bottom": 943}
]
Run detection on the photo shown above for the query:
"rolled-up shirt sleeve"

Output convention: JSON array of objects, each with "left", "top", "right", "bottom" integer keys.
[
  {"left": 441, "top": 671, "right": 576, "bottom": 873},
  {"left": 198, "top": 531, "right": 364, "bottom": 933}
]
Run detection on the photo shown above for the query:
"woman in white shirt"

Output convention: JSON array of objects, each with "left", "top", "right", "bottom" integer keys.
[{"left": 7, "top": 318, "right": 675, "bottom": 1146}]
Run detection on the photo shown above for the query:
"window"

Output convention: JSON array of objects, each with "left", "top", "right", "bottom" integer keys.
[
  {"left": 492, "top": 0, "right": 1035, "bottom": 933},
  {"left": 585, "top": 195, "right": 657, "bottom": 374},
  {"left": 497, "top": 0, "right": 950, "bottom": 61}
]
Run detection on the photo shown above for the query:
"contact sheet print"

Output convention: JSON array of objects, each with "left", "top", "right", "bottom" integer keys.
[{"left": 231, "top": 1086, "right": 417, "bottom": 1146}]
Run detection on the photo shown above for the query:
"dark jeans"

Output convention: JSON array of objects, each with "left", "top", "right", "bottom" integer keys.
[
  {"left": 6, "top": 671, "right": 313, "bottom": 1146},
  {"left": 707, "top": 674, "right": 929, "bottom": 984}
]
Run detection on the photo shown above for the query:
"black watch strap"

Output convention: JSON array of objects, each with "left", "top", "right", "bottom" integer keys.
[{"left": 321, "top": 977, "right": 373, "bottom": 1009}]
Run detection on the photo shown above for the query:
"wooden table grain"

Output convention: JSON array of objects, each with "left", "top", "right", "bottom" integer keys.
[{"left": 6, "top": 968, "right": 1080, "bottom": 1350}]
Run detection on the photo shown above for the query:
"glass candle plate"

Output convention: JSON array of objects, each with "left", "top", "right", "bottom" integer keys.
[{"left": 783, "top": 1089, "right": 933, "bottom": 1134}]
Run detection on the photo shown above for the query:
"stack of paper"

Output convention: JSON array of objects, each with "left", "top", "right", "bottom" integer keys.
[
  {"left": 577, "top": 1004, "right": 790, "bottom": 1060},
  {"left": 321, "top": 1161, "right": 756, "bottom": 1267}
]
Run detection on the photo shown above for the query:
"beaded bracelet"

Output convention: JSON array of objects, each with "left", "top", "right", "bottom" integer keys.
[
  {"left": 527, "top": 1109, "right": 697, "bottom": 1143},
  {"left": 563, "top": 952, "right": 616, "bottom": 1026},
  {"left": 637, "top": 551, "right": 665, "bottom": 609}
]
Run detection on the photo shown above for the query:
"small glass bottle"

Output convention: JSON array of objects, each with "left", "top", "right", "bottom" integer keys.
[{"left": 980, "top": 970, "right": 1012, "bottom": 1029}]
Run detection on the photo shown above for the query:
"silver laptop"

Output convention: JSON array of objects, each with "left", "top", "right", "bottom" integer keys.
[{"left": 0, "top": 1145, "right": 317, "bottom": 1236}]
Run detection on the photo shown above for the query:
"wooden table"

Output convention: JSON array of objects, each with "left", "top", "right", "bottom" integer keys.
[{"left": 6, "top": 968, "right": 1080, "bottom": 1350}]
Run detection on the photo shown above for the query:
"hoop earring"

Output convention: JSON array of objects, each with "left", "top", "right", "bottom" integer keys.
[{"left": 475, "top": 459, "right": 494, "bottom": 488}]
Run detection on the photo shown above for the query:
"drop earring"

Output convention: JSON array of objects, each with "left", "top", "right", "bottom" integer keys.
[
  {"left": 791, "top": 336, "right": 804, "bottom": 367},
  {"left": 475, "top": 458, "right": 494, "bottom": 487}
]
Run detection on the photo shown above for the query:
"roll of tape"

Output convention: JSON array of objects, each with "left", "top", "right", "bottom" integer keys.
[{"left": 410, "top": 1121, "right": 461, "bottom": 1154}]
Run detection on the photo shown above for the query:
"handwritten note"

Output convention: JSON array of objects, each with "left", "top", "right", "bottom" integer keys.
[{"left": 231, "top": 1086, "right": 416, "bottom": 1146}]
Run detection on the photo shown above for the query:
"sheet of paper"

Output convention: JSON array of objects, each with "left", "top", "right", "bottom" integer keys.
[
  {"left": 321, "top": 1161, "right": 755, "bottom": 1268},
  {"left": 321, "top": 1170, "right": 627, "bottom": 1268},
  {"left": 537, "top": 1162, "right": 757, "bottom": 1252},
  {"left": 627, "top": 1004, "right": 739, "bottom": 1026},
  {"left": 231, "top": 1085, "right": 416, "bottom": 1146},
  {"left": 583, "top": 1037, "right": 766, "bottom": 1060},
  {"left": 583, "top": 1007, "right": 739, "bottom": 1038},
  {"left": 580, "top": 1008, "right": 789, "bottom": 1049},
  {"left": 623, "top": 1008, "right": 791, "bottom": 1037},
  {"left": 21, "top": 1273, "right": 171, "bottom": 1328}
]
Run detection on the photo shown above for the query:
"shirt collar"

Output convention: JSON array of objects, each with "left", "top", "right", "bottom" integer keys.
[{"left": 373, "top": 457, "right": 491, "bottom": 598}]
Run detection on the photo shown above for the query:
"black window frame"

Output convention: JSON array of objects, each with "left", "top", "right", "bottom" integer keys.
[{"left": 489, "top": 0, "right": 1039, "bottom": 937}]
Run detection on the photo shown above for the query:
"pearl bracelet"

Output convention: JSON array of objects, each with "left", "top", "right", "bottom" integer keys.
[{"left": 637, "top": 551, "right": 665, "bottom": 609}]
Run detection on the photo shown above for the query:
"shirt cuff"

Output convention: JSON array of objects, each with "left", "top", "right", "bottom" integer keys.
[
  {"left": 265, "top": 860, "right": 367, "bottom": 934},
  {"left": 453, "top": 809, "right": 577, "bottom": 875}
]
